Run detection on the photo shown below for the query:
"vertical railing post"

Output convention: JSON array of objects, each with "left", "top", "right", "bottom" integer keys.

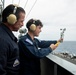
[{"left": 54, "top": 63, "right": 57, "bottom": 75}]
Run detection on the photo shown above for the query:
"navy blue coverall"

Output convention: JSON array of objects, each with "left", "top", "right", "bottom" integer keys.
[
  {"left": 0, "top": 23, "right": 19, "bottom": 75},
  {"left": 18, "top": 33, "right": 57, "bottom": 75}
]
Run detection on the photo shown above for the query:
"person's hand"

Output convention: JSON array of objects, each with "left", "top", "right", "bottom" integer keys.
[
  {"left": 55, "top": 42, "right": 60, "bottom": 46},
  {"left": 57, "top": 38, "right": 63, "bottom": 42},
  {"left": 50, "top": 44, "right": 58, "bottom": 50},
  {"left": 54, "top": 38, "right": 63, "bottom": 47}
]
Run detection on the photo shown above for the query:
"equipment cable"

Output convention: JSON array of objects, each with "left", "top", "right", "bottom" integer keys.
[
  {"left": 24, "top": 0, "right": 28, "bottom": 9},
  {"left": 25, "top": 0, "right": 37, "bottom": 19}
]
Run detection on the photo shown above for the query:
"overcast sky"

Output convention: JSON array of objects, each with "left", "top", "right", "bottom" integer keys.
[{"left": 4, "top": 0, "right": 76, "bottom": 41}]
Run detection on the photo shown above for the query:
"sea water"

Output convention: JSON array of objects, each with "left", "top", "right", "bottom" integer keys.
[{"left": 54, "top": 41, "right": 76, "bottom": 54}]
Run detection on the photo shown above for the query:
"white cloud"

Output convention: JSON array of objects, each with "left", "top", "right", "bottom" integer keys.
[{"left": 4, "top": 0, "right": 76, "bottom": 41}]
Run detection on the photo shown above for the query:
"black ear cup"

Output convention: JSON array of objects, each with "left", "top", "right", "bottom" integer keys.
[
  {"left": 30, "top": 24, "right": 36, "bottom": 31},
  {"left": 7, "top": 6, "right": 17, "bottom": 25}
]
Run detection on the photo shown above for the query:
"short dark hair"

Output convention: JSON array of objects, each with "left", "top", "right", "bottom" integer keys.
[
  {"left": 2, "top": 4, "right": 25, "bottom": 23},
  {"left": 26, "top": 18, "right": 43, "bottom": 30}
]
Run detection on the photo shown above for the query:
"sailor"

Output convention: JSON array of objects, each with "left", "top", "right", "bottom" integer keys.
[
  {"left": 0, "top": 4, "right": 25, "bottom": 75},
  {"left": 18, "top": 18, "right": 62, "bottom": 75}
]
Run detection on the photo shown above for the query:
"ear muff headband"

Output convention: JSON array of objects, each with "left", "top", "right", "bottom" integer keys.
[{"left": 7, "top": 6, "right": 17, "bottom": 25}]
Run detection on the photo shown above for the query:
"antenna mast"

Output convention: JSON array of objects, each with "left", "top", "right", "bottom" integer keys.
[{"left": 0, "top": 0, "right": 5, "bottom": 21}]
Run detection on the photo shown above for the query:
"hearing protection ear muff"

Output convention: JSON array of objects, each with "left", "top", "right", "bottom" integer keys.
[
  {"left": 30, "top": 24, "right": 36, "bottom": 31},
  {"left": 7, "top": 5, "right": 17, "bottom": 25},
  {"left": 29, "top": 20, "right": 36, "bottom": 31}
]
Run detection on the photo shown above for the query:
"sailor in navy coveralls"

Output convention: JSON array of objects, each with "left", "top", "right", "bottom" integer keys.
[
  {"left": 0, "top": 4, "right": 25, "bottom": 75},
  {"left": 18, "top": 19, "right": 62, "bottom": 75}
]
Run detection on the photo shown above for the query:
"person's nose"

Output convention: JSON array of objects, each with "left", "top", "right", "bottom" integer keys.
[{"left": 21, "top": 22, "right": 24, "bottom": 27}]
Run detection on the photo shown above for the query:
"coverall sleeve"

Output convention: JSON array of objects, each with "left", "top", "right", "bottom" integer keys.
[
  {"left": 19, "top": 39, "right": 57, "bottom": 58},
  {"left": 35, "top": 39, "right": 57, "bottom": 48}
]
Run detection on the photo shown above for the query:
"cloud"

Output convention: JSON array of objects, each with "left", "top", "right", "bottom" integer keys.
[{"left": 5, "top": 0, "right": 76, "bottom": 41}]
